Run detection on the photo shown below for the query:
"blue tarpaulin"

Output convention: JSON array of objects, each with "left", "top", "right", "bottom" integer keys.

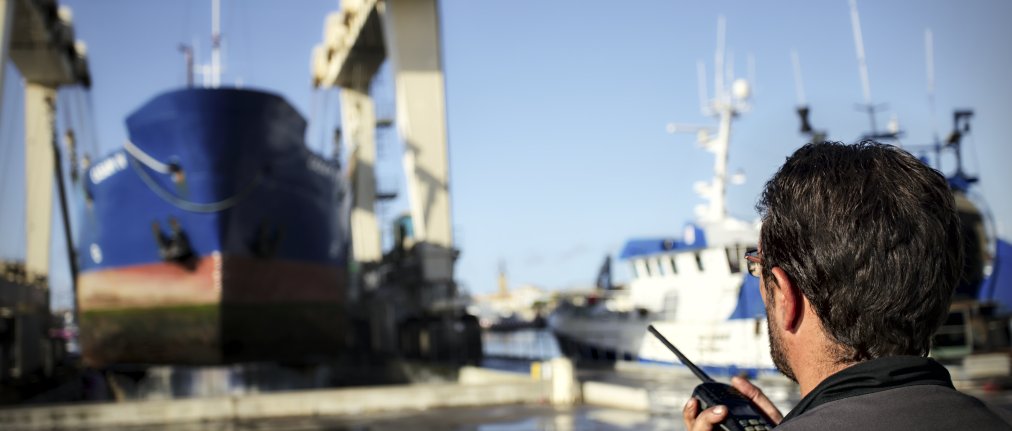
[
  {"left": 728, "top": 274, "right": 767, "bottom": 320},
  {"left": 978, "top": 238, "right": 1012, "bottom": 314}
]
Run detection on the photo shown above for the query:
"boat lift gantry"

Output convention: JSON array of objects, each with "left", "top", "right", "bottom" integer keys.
[
  {"left": 311, "top": 0, "right": 479, "bottom": 362},
  {"left": 1, "top": 0, "right": 90, "bottom": 285},
  {"left": 0, "top": 0, "right": 90, "bottom": 380}
]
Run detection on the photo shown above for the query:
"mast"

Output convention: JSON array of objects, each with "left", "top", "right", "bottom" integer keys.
[
  {"left": 849, "top": 0, "right": 872, "bottom": 108},
  {"left": 179, "top": 44, "right": 194, "bottom": 88},
  {"left": 791, "top": 49, "right": 827, "bottom": 143},
  {"left": 713, "top": 15, "right": 725, "bottom": 103},
  {"left": 848, "top": 0, "right": 899, "bottom": 141},
  {"left": 210, "top": 0, "right": 221, "bottom": 87},
  {"left": 710, "top": 95, "right": 732, "bottom": 221},
  {"left": 925, "top": 28, "right": 937, "bottom": 140},
  {"left": 924, "top": 28, "right": 943, "bottom": 166},
  {"left": 668, "top": 16, "right": 750, "bottom": 223}
]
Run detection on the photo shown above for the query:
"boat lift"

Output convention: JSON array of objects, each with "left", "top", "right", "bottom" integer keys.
[
  {"left": 0, "top": 0, "right": 90, "bottom": 381},
  {"left": 311, "top": 0, "right": 480, "bottom": 363}
]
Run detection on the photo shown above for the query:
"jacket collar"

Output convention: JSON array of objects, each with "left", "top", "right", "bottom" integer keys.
[{"left": 782, "top": 355, "right": 954, "bottom": 422}]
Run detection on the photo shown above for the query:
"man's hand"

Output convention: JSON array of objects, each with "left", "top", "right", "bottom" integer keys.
[
  {"left": 682, "top": 377, "right": 784, "bottom": 431},
  {"left": 682, "top": 397, "right": 728, "bottom": 431},
  {"left": 730, "top": 376, "right": 783, "bottom": 424}
]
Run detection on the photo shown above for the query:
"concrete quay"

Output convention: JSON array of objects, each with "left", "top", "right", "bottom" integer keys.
[{"left": 0, "top": 365, "right": 569, "bottom": 430}]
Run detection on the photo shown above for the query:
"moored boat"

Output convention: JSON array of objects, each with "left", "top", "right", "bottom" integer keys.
[
  {"left": 77, "top": 88, "right": 350, "bottom": 366},
  {"left": 550, "top": 17, "right": 775, "bottom": 376}
]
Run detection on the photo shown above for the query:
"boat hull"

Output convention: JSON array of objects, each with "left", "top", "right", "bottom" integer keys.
[
  {"left": 549, "top": 311, "right": 777, "bottom": 377},
  {"left": 79, "top": 255, "right": 345, "bottom": 366}
]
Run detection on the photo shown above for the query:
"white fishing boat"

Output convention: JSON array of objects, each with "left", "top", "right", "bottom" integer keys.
[{"left": 548, "top": 17, "right": 776, "bottom": 377}]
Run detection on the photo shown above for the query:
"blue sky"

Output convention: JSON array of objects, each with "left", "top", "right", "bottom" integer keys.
[{"left": 2, "top": 0, "right": 1011, "bottom": 308}]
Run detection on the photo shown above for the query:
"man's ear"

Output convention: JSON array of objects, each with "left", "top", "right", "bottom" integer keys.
[{"left": 771, "top": 267, "right": 801, "bottom": 332}]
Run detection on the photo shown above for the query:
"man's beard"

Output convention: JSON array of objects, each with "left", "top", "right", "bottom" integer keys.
[{"left": 767, "top": 303, "right": 797, "bottom": 382}]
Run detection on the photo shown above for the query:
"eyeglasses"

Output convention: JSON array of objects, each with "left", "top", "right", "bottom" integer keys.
[{"left": 744, "top": 248, "right": 762, "bottom": 278}]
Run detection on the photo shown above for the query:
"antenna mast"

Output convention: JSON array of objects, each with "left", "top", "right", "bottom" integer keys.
[
  {"left": 179, "top": 44, "right": 194, "bottom": 88},
  {"left": 792, "top": 49, "right": 826, "bottom": 142},
  {"left": 849, "top": 0, "right": 872, "bottom": 106},
  {"left": 925, "top": 29, "right": 938, "bottom": 141},
  {"left": 696, "top": 60, "right": 708, "bottom": 115},
  {"left": 210, "top": 0, "right": 222, "bottom": 87},
  {"left": 848, "top": 0, "right": 897, "bottom": 141},
  {"left": 668, "top": 16, "right": 750, "bottom": 223},
  {"left": 924, "top": 28, "right": 943, "bottom": 167},
  {"left": 714, "top": 15, "right": 726, "bottom": 103}
]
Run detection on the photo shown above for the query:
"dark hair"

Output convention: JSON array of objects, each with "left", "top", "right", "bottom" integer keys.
[{"left": 756, "top": 141, "right": 962, "bottom": 362}]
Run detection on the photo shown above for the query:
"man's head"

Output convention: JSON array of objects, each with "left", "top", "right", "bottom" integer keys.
[{"left": 756, "top": 141, "right": 962, "bottom": 369}]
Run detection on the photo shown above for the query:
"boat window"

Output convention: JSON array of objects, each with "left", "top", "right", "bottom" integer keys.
[
  {"left": 695, "top": 253, "right": 704, "bottom": 271},
  {"left": 631, "top": 262, "right": 641, "bottom": 278},
  {"left": 654, "top": 258, "right": 667, "bottom": 276},
  {"left": 669, "top": 256, "right": 678, "bottom": 274},
  {"left": 726, "top": 246, "right": 741, "bottom": 274},
  {"left": 639, "top": 260, "right": 652, "bottom": 277}
]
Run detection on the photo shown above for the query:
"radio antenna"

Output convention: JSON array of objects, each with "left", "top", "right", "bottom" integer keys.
[
  {"left": 925, "top": 28, "right": 938, "bottom": 142},
  {"left": 714, "top": 15, "right": 726, "bottom": 102},
  {"left": 648, "top": 325, "right": 715, "bottom": 383},
  {"left": 848, "top": 0, "right": 898, "bottom": 141},
  {"left": 697, "top": 60, "right": 709, "bottom": 114},
  {"left": 849, "top": 0, "right": 872, "bottom": 105},
  {"left": 747, "top": 52, "right": 756, "bottom": 99}
]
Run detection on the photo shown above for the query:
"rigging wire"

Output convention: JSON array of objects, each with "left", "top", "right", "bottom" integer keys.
[
  {"left": 56, "top": 89, "right": 76, "bottom": 182},
  {"left": 70, "top": 88, "right": 92, "bottom": 158},
  {"left": 84, "top": 91, "right": 102, "bottom": 155},
  {"left": 78, "top": 88, "right": 96, "bottom": 158},
  {"left": 58, "top": 89, "right": 72, "bottom": 136},
  {"left": 308, "top": 86, "right": 321, "bottom": 153},
  {"left": 319, "top": 87, "right": 333, "bottom": 156},
  {"left": 67, "top": 90, "right": 87, "bottom": 170}
]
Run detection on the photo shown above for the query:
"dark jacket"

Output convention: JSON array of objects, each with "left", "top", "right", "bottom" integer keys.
[{"left": 775, "top": 356, "right": 1012, "bottom": 430}]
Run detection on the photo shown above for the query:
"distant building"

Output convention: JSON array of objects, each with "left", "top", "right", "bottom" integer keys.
[{"left": 468, "top": 265, "right": 551, "bottom": 328}]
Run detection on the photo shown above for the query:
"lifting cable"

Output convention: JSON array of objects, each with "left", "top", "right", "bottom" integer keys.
[
  {"left": 84, "top": 91, "right": 101, "bottom": 156},
  {"left": 318, "top": 87, "right": 331, "bottom": 155}
]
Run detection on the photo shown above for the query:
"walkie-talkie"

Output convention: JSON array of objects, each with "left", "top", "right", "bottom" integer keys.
[{"left": 647, "top": 325, "right": 775, "bottom": 431}]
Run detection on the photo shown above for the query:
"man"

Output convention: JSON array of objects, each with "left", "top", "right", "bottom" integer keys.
[{"left": 684, "top": 142, "right": 1012, "bottom": 430}]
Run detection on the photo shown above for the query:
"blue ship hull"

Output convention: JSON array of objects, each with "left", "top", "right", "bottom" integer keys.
[{"left": 76, "top": 89, "right": 350, "bottom": 366}]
